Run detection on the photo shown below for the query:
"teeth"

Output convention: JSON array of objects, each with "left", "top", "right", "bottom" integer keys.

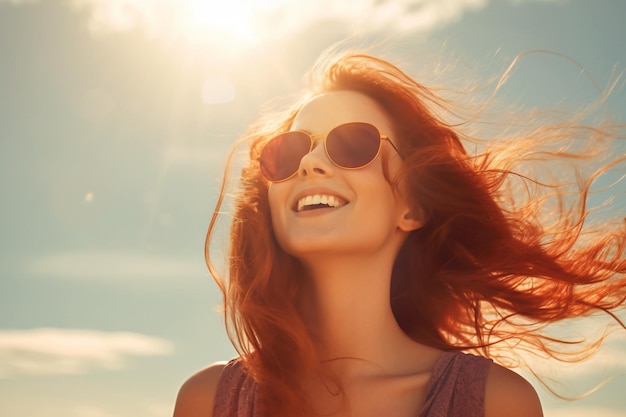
[{"left": 296, "top": 194, "right": 343, "bottom": 212}]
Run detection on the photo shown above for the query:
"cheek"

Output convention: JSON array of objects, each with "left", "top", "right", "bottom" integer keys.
[
  {"left": 267, "top": 184, "right": 287, "bottom": 235},
  {"left": 267, "top": 187, "right": 278, "bottom": 221},
  {"left": 267, "top": 183, "right": 285, "bottom": 213}
]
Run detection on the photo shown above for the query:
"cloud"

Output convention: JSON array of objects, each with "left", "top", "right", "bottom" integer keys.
[
  {"left": 72, "top": 405, "right": 121, "bottom": 417},
  {"left": 0, "top": 0, "right": 37, "bottom": 4},
  {"left": 3, "top": 0, "right": 574, "bottom": 43},
  {"left": 146, "top": 402, "right": 172, "bottom": 417},
  {"left": 67, "top": 0, "right": 172, "bottom": 37},
  {"left": 25, "top": 250, "right": 204, "bottom": 283},
  {"left": 70, "top": 401, "right": 171, "bottom": 417},
  {"left": 4, "top": 0, "right": 562, "bottom": 47},
  {"left": 3, "top": 0, "right": 571, "bottom": 57},
  {"left": 0, "top": 328, "right": 173, "bottom": 378},
  {"left": 81, "top": 0, "right": 490, "bottom": 40}
]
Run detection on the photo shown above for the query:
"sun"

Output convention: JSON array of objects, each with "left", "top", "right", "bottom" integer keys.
[{"left": 180, "top": 0, "right": 275, "bottom": 50}]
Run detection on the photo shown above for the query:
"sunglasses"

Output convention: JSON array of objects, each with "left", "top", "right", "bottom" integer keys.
[{"left": 259, "top": 122, "right": 400, "bottom": 182}]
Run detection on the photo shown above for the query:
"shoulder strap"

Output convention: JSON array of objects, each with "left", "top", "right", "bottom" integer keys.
[
  {"left": 419, "top": 352, "right": 492, "bottom": 417},
  {"left": 213, "top": 359, "right": 260, "bottom": 417}
]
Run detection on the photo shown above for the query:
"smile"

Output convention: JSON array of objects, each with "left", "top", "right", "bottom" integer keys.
[{"left": 295, "top": 194, "right": 347, "bottom": 212}]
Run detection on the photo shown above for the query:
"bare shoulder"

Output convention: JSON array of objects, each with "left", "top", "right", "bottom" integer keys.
[
  {"left": 485, "top": 363, "right": 543, "bottom": 417},
  {"left": 173, "top": 361, "right": 229, "bottom": 417}
]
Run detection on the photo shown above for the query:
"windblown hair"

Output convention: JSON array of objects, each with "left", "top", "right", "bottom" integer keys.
[{"left": 206, "top": 52, "right": 626, "bottom": 416}]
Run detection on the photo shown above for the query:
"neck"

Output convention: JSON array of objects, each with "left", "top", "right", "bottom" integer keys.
[{"left": 299, "top": 251, "right": 422, "bottom": 378}]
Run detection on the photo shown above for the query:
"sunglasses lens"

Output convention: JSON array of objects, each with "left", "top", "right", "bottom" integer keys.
[
  {"left": 326, "top": 123, "right": 381, "bottom": 168},
  {"left": 260, "top": 131, "right": 311, "bottom": 181}
]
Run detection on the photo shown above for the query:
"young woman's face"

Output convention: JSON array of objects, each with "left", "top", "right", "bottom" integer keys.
[{"left": 267, "top": 91, "right": 418, "bottom": 261}]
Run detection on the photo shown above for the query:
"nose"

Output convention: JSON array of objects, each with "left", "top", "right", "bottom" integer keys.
[{"left": 297, "top": 139, "right": 334, "bottom": 178}]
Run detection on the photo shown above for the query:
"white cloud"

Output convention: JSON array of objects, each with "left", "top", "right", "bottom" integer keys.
[
  {"left": 70, "top": 401, "right": 171, "bottom": 417},
  {"left": 25, "top": 250, "right": 204, "bottom": 282},
  {"left": 238, "top": 0, "right": 491, "bottom": 41},
  {"left": 3, "top": 0, "right": 572, "bottom": 55},
  {"left": 0, "top": 328, "right": 174, "bottom": 378},
  {"left": 0, "top": 0, "right": 37, "bottom": 4},
  {"left": 67, "top": 0, "right": 172, "bottom": 37},
  {"left": 3, "top": 0, "right": 564, "bottom": 47},
  {"left": 72, "top": 405, "right": 122, "bottom": 417},
  {"left": 2, "top": 0, "right": 575, "bottom": 41},
  {"left": 146, "top": 402, "right": 172, "bottom": 417},
  {"left": 508, "top": 0, "right": 565, "bottom": 4}
]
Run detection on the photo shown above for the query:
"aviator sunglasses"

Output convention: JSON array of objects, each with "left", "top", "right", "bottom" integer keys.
[{"left": 259, "top": 122, "right": 401, "bottom": 182}]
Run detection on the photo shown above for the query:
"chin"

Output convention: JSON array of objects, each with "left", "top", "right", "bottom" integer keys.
[
  {"left": 280, "top": 239, "right": 335, "bottom": 257},
  {"left": 280, "top": 236, "right": 383, "bottom": 259}
]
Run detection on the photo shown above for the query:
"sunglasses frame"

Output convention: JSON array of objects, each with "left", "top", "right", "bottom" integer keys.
[{"left": 260, "top": 122, "right": 401, "bottom": 182}]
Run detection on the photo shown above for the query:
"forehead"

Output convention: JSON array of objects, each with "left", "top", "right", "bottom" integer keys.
[{"left": 291, "top": 91, "right": 393, "bottom": 134}]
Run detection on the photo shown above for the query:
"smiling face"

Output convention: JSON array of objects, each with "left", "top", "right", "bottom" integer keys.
[{"left": 267, "top": 91, "right": 421, "bottom": 263}]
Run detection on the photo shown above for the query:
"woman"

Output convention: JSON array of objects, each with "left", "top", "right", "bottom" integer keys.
[{"left": 173, "top": 52, "right": 626, "bottom": 417}]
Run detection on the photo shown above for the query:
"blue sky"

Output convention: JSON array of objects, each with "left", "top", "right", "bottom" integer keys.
[{"left": 1, "top": 1, "right": 625, "bottom": 416}]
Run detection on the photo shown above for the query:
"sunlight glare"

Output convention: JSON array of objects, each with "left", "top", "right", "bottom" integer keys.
[
  {"left": 183, "top": 0, "right": 261, "bottom": 47},
  {"left": 201, "top": 76, "right": 236, "bottom": 104}
]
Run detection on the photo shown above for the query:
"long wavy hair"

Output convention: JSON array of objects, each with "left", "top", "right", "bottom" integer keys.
[{"left": 206, "top": 51, "right": 626, "bottom": 416}]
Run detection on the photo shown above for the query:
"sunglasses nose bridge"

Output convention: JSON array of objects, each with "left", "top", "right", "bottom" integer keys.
[{"left": 296, "top": 133, "right": 333, "bottom": 178}]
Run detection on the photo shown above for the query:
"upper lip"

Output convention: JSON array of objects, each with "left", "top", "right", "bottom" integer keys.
[{"left": 291, "top": 187, "right": 349, "bottom": 212}]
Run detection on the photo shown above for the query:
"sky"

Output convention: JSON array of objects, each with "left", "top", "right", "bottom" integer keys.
[{"left": 1, "top": 0, "right": 625, "bottom": 416}]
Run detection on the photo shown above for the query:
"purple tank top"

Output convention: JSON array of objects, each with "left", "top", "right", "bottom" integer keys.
[{"left": 213, "top": 351, "right": 492, "bottom": 417}]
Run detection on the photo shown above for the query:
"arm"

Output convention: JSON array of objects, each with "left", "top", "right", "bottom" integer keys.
[
  {"left": 485, "top": 363, "right": 543, "bottom": 417},
  {"left": 173, "top": 362, "right": 227, "bottom": 417}
]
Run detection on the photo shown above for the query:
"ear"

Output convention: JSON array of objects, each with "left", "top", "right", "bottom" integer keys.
[{"left": 397, "top": 207, "right": 425, "bottom": 232}]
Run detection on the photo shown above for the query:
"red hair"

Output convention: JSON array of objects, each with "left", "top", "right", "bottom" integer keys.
[{"left": 206, "top": 52, "right": 626, "bottom": 415}]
